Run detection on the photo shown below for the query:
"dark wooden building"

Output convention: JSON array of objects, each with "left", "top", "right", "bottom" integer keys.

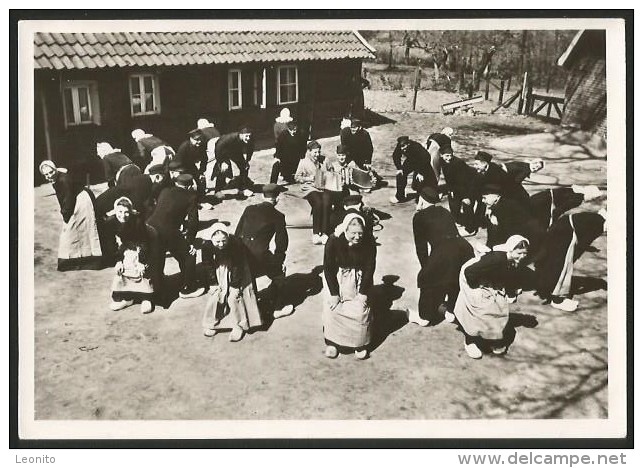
[
  {"left": 557, "top": 29, "right": 606, "bottom": 139},
  {"left": 34, "top": 31, "right": 375, "bottom": 181}
]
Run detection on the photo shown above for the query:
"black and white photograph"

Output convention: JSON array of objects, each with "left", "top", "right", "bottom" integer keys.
[{"left": 15, "top": 13, "right": 630, "bottom": 443}]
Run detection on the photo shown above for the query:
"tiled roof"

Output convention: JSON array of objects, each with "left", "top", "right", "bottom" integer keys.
[{"left": 34, "top": 31, "right": 375, "bottom": 70}]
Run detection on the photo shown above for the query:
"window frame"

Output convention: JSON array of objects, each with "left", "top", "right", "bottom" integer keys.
[
  {"left": 128, "top": 73, "right": 161, "bottom": 117},
  {"left": 277, "top": 65, "right": 299, "bottom": 105},
  {"left": 61, "top": 81, "right": 100, "bottom": 127},
  {"left": 228, "top": 69, "right": 243, "bottom": 111}
]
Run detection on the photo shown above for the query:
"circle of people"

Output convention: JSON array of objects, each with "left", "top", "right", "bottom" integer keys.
[{"left": 39, "top": 107, "right": 606, "bottom": 360}]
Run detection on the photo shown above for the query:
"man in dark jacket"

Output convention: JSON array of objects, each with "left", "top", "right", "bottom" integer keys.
[
  {"left": 479, "top": 184, "right": 545, "bottom": 255},
  {"left": 146, "top": 173, "right": 204, "bottom": 301},
  {"left": 234, "top": 184, "right": 293, "bottom": 318},
  {"left": 410, "top": 185, "right": 474, "bottom": 325},
  {"left": 502, "top": 159, "right": 545, "bottom": 184},
  {"left": 439, "top": 149, "right": 479, "bottom": 233},
  {"left": 270, "top": 121, "right": 307, "bottom": 184},
  {"left": 340, "top": 118, "right": 373, "bottom": 170},
  {"left": 470, "top": 151, "right": 530, "bottom": 206},
  {"left": 213, "top": 128, "right": 255, "bottom": 197},
  {"left": 175, "top": 130, "right": 206, "bottom": 200},
  {"left": 390, "top": 136, "right": 437, "bottom": 204}
]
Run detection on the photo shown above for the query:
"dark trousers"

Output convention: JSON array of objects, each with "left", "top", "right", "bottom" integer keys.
[
  {"left": 447, "top": 192, "right": 481, "bottom": 231},
  {"left": 418, "top": 285, "right": 459, "bottom": 322},
  {"left": 152, "top": 228, "right": 197, "bottom": 293},
  {"left": 269, "top": 157, "right": 298, "bottom": 184},
  {"left": 396, "top": 160, "right": 428, "bottom": 200},
  {"left": 305, "top": 190, "right": 344, "bottom": 235},
  {"left": 250, "top": 254, "right": 289, "bottom": 309}
]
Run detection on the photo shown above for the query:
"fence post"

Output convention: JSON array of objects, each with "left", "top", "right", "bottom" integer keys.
[
  {"left": 411, "top": 65, "right": 421, "bottom": 111},
  {"left": 498, "top": 80, "right": 505, "bottom": 104},
  {"left": 517, "top": 72, "right": 528, "bottom": 115},
  {"left": 507, "top": 75, "right": 512, "bottom": 91},
  {"left": 484, "top": 74, "right": 491, "bottom": 100}
]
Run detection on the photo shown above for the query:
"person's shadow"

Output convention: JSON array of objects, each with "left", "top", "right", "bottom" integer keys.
[
  {"left": 255, "top": 265, "right": 324, "bottom": 331},
  {"left": 497, "top": 312, "right": 539, "bottom": 354},
  {"left": 571, "top": 276, "right": 607, "bottom": 295},
  {"left": 368, "top": 275, "right": 407, "bottom": 352}
]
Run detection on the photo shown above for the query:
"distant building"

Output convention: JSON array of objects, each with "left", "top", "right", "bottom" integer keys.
[
  {"left": 34, "top": 31, "right": 375, "bottom": 181},
  {"left": 557, "top": 30, "right": 606, "bottom": 139}
]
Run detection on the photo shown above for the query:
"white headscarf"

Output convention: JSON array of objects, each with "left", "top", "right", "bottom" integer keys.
[
  {"left": 38, "top": 160, "right": 67, "bottom": 176},
  {"left": 441, "top": 127, "right": 454, "bottom": 137},
  {"left": 106, "top": 196, "right": 138, "bottom": 217},
  {"left": 275, "top": 108, "right": 293, "bottom": 123},
  {"left": 334, "top": 212, "right": 366, "bottom": 238},
  {"left": 96, "top": 142, "right": 120, "bottom": 158},
  {"left": 493, "top": 235, "right": 530, "bottom": 252},
  {"left": 197, "top": 118, "right": 215, "bottom": 129},
  {"left": 131, "top": 129, "right": 150, "bottom": 141}
]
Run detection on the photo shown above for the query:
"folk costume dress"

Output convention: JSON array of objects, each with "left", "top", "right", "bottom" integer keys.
[
  {"left": 50, "top": 169, "right": 103, "bottom": 271},
  {"left": 454, "top": 251, "right": 523, "bottom": 341},
  {"left": 534, "top": 212, "right": 605, "bottom": 300},
  {"left": 322, "top": 214, "right": 377, "bottom": 349},
  {"left": 201, "top": 234, "right": 263, "bottom": 334},
  {"left": 109, "top": 214, "right": 157, "bottom": 303}
]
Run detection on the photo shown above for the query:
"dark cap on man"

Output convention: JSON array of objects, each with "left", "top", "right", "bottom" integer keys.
[
  {"left": 441, "top": 144, "right": 454, "bottom": 155},
  {"left": 397, "top": 136, "right": 410, "bottom": 145},
  {"left": 343, "top": 194, "right": 363, "bottom": 206},
  {"left": 188, "top": 128, "right": 203, "bottom": 139},
  {"left": 147, "top": 164, "right": 165, "bottom": 175},
  {"left": 350, "top": 118, "right": 362, "bottom": 128},
  {"left": 287, "top": 120, "right": 297, "bottom": 129},
  {"left": 336, "top": 144, "right": 349, "bottom": 154},
  {"left": 419, "top": 185, "right": 440, "bottom": 204},
  {"left": 307, "top": 140, "right": 321, "bottom": 151},
  {"left": 481, "top": 183, "right": 503, "bottom": 195},
  {"left": 168, "top": 160, "right": 185, "bottom": 171},
  {"left": 176, "top": 173, "right": 194, "bottom": 187},
  {"left": 262, "top": 183, "right": 283, "bottom": 198},
  {"left": 240, "top": 127, "right": 252, "bottom": 135},
  {"left": 475, "top": 151, "right": 493, "bottom": 163}
]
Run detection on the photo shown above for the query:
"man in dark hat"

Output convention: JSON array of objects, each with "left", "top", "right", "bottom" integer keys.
[
  {"left": 270, "top": 120, "right": 307, "bottom": 184},
  {"left": 146, "top": 173, "right": 204, "bottom": 301},
  {"left": 175, "top": 129, "right": 207, "bottom": 200},
  {"left": 213, "top": 128, "right": 256, "bottom": 197},
  {"left": 470, "top": 151, "right": 530, "bottom": 207},
  {"left": 439, "top": 147, "right": 479, "bottom": 234},
  {"left": 479, "top": 183, "right": 544, "bottom": 252},
  {"left": 501, "top": 159, "right": 545, "bottom": 184},
  {"left": 410, "top": 185, "right": 474, "bottom": 326},
  {"left": 390, "top": 136, "right": 436, "bottom": 204},
  {"left": 234, "top": 183, "right": 293, "bottom": 319},
  {"left": 340, "top": 118, "right": 374, "bottom": 170}
]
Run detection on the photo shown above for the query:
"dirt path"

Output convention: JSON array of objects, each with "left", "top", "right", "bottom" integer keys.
[{"left": 33, "top": 110, "right": 607, "bottom": 420}]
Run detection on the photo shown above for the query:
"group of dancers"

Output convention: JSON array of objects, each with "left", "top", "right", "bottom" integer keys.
[{"left": 38, "top": 107, "right": 607, "bottom": 360}]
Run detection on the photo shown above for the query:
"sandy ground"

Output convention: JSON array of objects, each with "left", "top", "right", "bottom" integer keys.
[{"left": 33, "top": 94, "right": 608, "bottom": 421}]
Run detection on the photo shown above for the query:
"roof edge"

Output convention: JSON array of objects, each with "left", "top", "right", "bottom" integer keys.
[
  {"left": 353, "top": 30, "right": 376, "bottom": 56},
  {"left": 557, "top": 30, "right": 584, "bottom": 67}
]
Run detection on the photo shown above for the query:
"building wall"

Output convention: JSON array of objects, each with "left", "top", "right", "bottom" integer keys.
[
  {"left": 561, "top": 55, "right": 607, "bottom": 139},
  {"left": 34, "top": 59, "right": 363, "bottom": 183}
]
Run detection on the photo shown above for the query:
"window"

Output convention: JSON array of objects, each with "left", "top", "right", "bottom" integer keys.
[
  {"left": 277, "top": 65, "right": 298, "bottom": 105},
  {"left": 228, "top": 69, "right": 242, "bottom": 110},
  {"left": 129, "top": 74, "right": 160, "bottom": 116},
  {"left": 62, "top": 81, "right": 100, "bottom": 126},
  {"left": 252, "top": 69, "right": 266, "bottom": 108}
]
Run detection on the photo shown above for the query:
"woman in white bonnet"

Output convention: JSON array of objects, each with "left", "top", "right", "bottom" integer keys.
[
  {"left": 453, "top": 235, "right": 530, "bottom": 359},
  {"left": 38, "top": 160, "right": 102, "bottom": 271},
  {"left": 274, "top": 107, "right": 293, "bottom": 143},
  {"left": 201, "top": 223, "right": 263, "bottom": 342},
  {"left": 322, "top": 212, "right": 377, "bottom": 360}
]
